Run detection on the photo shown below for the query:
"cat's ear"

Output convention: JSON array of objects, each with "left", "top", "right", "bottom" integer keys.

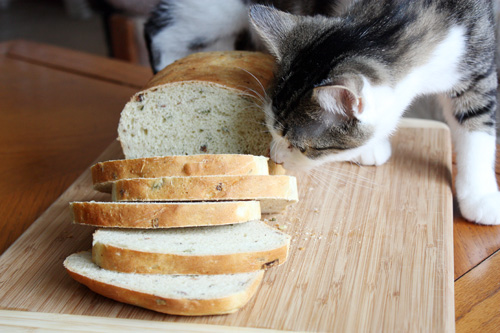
[
  {"left": 313, "top": 85, "right": 363, "bottom": 120},
  {"left": 249, "top": 5, "right": 298, "bottom": 60}
]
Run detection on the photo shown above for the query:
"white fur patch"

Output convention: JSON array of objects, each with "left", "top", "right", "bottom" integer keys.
[
  {"left": 455, "top": 131, "right": 499, "bottom": 224},
  {"left": 352, "top": 138, "right": 392, "bottom": 166},
  {"left": 268, "top": 26, "right": 467, "bottom": 169},
  {"left": 440, "top": 97, "right": 500, "bottom": 225},
  {"left": 327, "top": 26, "right": 466, "bottom": 164},
  {"left": 151, "top": 0, "right": 248, "bottom": 71}
]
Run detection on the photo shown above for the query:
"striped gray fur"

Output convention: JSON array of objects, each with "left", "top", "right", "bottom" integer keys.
[
  {"left": 144, "top": 0, "right": 500, "bottom": 224},
  {"left": 255, "top": 0, "right": 496, "bottom": 156}
]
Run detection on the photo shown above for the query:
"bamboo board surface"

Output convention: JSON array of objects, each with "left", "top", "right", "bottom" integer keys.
[{"left": 0, "top": 119, "right": 454, "bottom": 332}]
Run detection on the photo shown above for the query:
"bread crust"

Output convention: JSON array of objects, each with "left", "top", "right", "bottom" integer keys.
[
  {"left": 92, "top": 241, "right": 289, "bottom": 275},
  {"left": 118, "top": 51, "right": 282, "bottom": 161},
  {"left": 70, "top": 201, "right": 261, "bottom": 228},
  {"left": 91, "top": 155, "right": 270, "bottom": 193},
  {"left": 141, "top": 51, "right": 275, "bottom": 100},
  {"left": 268, "top": 161, "right": 287, "bottom": 175},
  {"left": 65, "top": 268, "right": 264, "bottom": 316},
  {"left": 112, "top": 175, "right": 298, "bottom": 214}
]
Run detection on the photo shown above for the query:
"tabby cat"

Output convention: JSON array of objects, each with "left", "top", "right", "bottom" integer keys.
[{"left": 145, "top": 0, "right": 500, "bottom": 225}]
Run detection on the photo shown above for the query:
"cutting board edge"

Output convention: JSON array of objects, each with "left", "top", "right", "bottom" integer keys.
[{"left": 0, "top": 309, "right": 277, "bottom": 332}]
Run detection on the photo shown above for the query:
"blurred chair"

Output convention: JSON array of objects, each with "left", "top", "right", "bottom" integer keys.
[{"left": 101, "top": 0, "right": 159, "bottom": 66}]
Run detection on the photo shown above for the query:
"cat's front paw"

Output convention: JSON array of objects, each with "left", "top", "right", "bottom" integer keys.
[
  {"left": 459, "top": 192, "right": 500, "bottom": 225},
  {"left": 352, "top": 139, "right": 392, "bottom": 166}
]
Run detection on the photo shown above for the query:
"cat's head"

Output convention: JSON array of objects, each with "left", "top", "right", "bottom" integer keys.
[{"left": 250, "top": 5, "right": 384, "bottom": 171}]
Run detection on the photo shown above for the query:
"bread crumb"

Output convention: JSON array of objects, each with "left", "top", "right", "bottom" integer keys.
[{"left": 298, "top": 247, "right": 305, "bottom": 251}]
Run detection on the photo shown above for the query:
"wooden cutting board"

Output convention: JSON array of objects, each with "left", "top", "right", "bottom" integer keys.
[{"left": 0, "top": 119, "right": 454, "bottom": 332}]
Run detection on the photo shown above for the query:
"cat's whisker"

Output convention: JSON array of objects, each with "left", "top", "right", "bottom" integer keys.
[
  {"left": 321, "top": 164, "right": 377, "bottom": 185},
  {"left": 235, "top": 88, "right": 266, "bottom": 101},
  {"left": 273, "top": 119, "right": 285, "bottom": 131},
  {"left": 242, "top": 86, "right": 268, "bottom": 103},
  {"left": 235, "top": 67, "right": 270, "bottom": 101},
  {"left": 348, "top": 160, "right": 363, "bottom": 168},
  {"left": 307, "top": 171, "right": 347, "bottom": 204},
  {"left": 321, "top": 171, "right": 377, "bottom": 190},
  {"left": 270, "top": 139, "right": 280, "bottom": 158},
  {"left": 270, "top": 140, "right": 277, "bottom": 154},
  {"left": 307, "top": 170, "right": 330, "bottom": 188},
  {"left": 311, "top": 167, "right": 377, "bottom": 190},
  {"left": 236, "top": 90, "right": 266, "bottom": 105},
  {"left": 237, "top": 104, "right": 268, "bottom": 116},
  {"left": 310, "top": 169, "right": 348, "bottom": 188},
  {"left": 235, "top": 85, "right": 269, "bottom": 105}
]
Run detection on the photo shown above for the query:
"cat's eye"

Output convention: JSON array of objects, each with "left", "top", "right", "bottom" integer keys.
[
  {"left": 298, "top": 147, "right": 306, "bottom": 153},
  {"left": 312, "top": 145, "right": 347, "bottom": 151}
]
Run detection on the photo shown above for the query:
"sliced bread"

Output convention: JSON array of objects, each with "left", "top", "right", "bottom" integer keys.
[
  {"left": 117, "top": 51, "right": 275, "bottom": 159},
  {"left": 91, "top": 154, "right": 270, "bottom": 192},
  {"left": 112, "top": 175, "right": 298, "bottom": 214},
  {"left": 92, "top": 220, "right": 290, "bottom": 274},
  {"left": 64, "top": 251, "right": 263, "bottom": 316},
  {"left": 70, "top": 201, "right": 261, "bottom": 228}
]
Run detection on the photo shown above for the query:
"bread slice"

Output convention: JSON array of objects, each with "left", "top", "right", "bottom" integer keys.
[
  {"left": 92, "top": 220, "right": 290, "bottom": 274},
  {"left": 70, "top": 201, "right": 261, "bottom": 228},
  {"left": 91, "top": 154, "right": 270, "bottom": 192},
  {"left": 117, "top": 51, "right": 275, "bottom": 159},
  {"left": 112, "top": 175, "right": 298, "bottom": 214},
  {"left": 64, "top": 251, "right": 263, "bottom": 316}
]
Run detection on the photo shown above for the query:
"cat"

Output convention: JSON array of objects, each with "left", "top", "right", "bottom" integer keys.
[
  {"left": 144, "top": 0, "right": 354, "bottom": 73},
  {"left": 144, "top": 0, "right": 500, "bottom": 225}
]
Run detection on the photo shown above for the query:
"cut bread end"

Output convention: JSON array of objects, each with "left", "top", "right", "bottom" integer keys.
[
  {"left": 118, "top": 82, "right": 272, "bottom": 159},
  {"left": 91, "top": 220, "right": 290, "bottom": 274},
  {"left": 64, "top": 251, "right": 264, "bottom": 316}
]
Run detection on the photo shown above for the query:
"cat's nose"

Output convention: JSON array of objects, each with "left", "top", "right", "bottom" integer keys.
[
  {"left": 270, "top": 145, "right": 284, "bottom": 165},
  {"left": 270, "top": 152, "right": 283, "bottom": 165}
]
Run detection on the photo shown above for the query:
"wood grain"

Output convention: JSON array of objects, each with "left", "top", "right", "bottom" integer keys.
[
  {"left": 0, "top": 43, "right": 149, "bottom": 255},
  {"left": 0, "top": 122, "right": 454, "bottom": 332},
  {"left": 0, "top": 310, "right": 271, "bottom": 332},
  {"left": 3, "top": 40, "right": 152, "bottom": 89},
  {"left": 455, "top": 248, "right": 500, "bottom": 332},
  {"left": 6, "top": 40, "right": 500, "bottom": 330}
]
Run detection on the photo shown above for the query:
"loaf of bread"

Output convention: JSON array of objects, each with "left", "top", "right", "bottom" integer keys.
[
  {"left": 92, "top": 220, "right": 290, "bottom": 274},
  {"left": 112, "top": 175, "right": 298, "bottom": 214},
  {"left": 91, "top": 154, "right": 269, "bottom": 192},
  {"left": 64, "top": 252, "right": 263, "bottom": 316},
  {"left": 117, "top": 51, "right": 275, "bottom": 159},
  {"left": 64, "top": 52, "right": 296, "bottom": 316},
  {"left": 70, "top": 201, "right": 261, "bottom": 228}
]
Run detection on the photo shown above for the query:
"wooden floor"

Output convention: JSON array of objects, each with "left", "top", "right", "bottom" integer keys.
[{"left": 0, "top": 41, "right": 499, "bottom": 331}]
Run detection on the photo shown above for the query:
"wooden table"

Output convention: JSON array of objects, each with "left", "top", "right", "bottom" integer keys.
[{"left": 0, "top": 40, "right": 499, "bottom": 331}]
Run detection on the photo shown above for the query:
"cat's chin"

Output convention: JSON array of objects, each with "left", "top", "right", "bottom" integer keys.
[
  {"left": 276, "top": 157, "right": 322, "bottom": 173},
  {"left": 281, "top": 162, "right": 314, "bottom": 173}
]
